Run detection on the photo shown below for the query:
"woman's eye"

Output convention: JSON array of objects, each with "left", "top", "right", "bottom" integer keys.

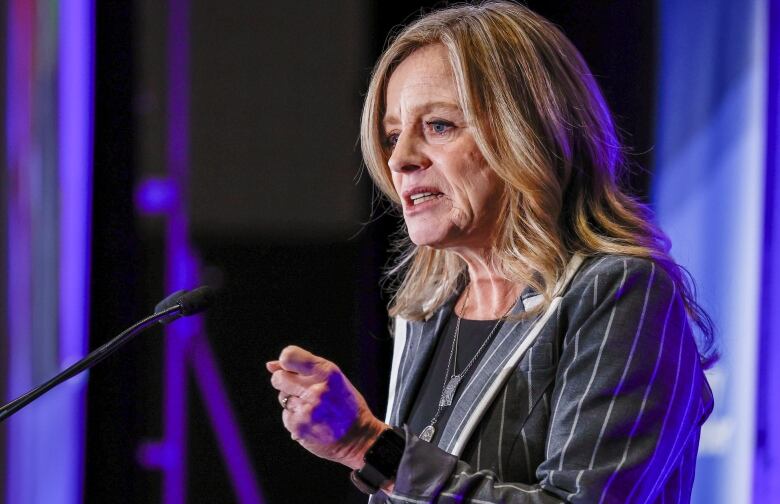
[
  {"left": 385, "top": 133, "right": 400, "bottom": 148},
  {"left": 427, "top": 120, "right": 453, "bottom": 135}
]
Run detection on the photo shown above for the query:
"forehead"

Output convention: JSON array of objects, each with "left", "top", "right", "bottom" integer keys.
[{"left": 384, "top": 44, "right": 459, "bottom": 120}]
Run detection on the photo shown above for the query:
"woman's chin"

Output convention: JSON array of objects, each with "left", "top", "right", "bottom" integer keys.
[
  {"left": 408, "top": 231, "right": 441, "bottom": 248},
  {"left": 407, "top": 230, "right": 454, "bottom": 249}
]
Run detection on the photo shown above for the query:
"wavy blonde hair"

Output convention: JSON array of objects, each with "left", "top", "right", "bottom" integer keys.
[{"left": 360, "top": 1, "right": 715, "bottom": 363}]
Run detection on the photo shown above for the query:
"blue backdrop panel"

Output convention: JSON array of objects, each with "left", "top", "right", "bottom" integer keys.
[
  {"left": 654, "top": 0, "right": 766, "bottom": 502},
  {"left": 755, "top": 0, "right": 780, "bottom": 499},
  {"left": 4, "top": 0, "right": 94, "bottom": 503}
]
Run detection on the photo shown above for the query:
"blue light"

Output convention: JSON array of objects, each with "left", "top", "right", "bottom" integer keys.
[
  {"left": 653, "top": 1, "right": 767, "bottom": 502},
  {"left": 4, "top": 0, "right": 94, "bottom": 502},
  {"left": 57, "top": 0, "right": 95, "bottom": 502}
]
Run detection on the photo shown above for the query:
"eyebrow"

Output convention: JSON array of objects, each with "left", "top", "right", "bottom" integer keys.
[{"left": 382, "top": 101, "right": 463, "bottom": 129}]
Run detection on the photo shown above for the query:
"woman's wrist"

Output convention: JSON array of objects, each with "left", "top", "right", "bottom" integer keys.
[{"left": 343, "top": 417, "right": 388, "bottom": 470}]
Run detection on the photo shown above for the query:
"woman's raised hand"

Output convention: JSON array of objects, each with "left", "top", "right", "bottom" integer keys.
[{"left": 266, "top": 345, "right": 387, "bottom": 470}]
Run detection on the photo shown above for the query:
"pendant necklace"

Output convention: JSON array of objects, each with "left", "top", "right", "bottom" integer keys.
[{"left": 419, "top": 285, "right": 514, "bottom": 443}]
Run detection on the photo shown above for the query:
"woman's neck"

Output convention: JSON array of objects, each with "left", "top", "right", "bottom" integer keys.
[{"left": 456, "top": 251, "right": 523, "bottom": 320}]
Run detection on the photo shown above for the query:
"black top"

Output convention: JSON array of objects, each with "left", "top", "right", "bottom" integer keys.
[{"left": 407, "top": 314, "right": 504, "bottom": 444}]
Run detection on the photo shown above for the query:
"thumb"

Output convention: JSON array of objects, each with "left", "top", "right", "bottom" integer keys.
[{"left": 278, "top": 345, "right": 331, "bottom": 378}]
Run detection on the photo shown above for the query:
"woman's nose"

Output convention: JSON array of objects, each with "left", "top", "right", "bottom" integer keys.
[{"left": 388, "top": 131, "right": 430, "bottom": 173}]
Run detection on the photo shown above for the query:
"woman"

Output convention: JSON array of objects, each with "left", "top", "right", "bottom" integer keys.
[{"left": 267, "top": 2, "right": 715, "bottom": 502}]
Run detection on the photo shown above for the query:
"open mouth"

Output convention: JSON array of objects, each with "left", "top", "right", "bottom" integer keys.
[{"left": 409, "top": 191, "right": 444, "bottom": 205}]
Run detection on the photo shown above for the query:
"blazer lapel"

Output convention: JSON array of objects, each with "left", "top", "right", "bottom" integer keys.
[
  {"left": 438, "top": 254, "right": 585, "bottom": 456},
  {"left": 389, "top": 295, "right": 457, "bottom": 425},
  {"left": 436, "top": 296, "right": 540, "bottom": 455}
]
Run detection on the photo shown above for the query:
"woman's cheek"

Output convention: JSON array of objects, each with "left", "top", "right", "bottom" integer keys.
[{"left": 447, "top": 199, "right": 470, "bottom": 229}]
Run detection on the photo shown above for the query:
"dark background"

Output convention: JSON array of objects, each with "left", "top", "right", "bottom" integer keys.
[{"left": 86, "top": 1, "right": 656, "bottom": 502}]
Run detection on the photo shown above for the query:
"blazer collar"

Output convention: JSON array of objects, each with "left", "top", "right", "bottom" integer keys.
[
  {"left": 388, "top": 287, "right": 544, "bottom": 430},
  {"left": 390, "top": 254, "right": 584, "bottom": 455},
  {"left": 390, "top": 289, "right": 460, "bottom": 426},
  {"left": 437, "top": 255, "right": 584, "bottom": 455},
  {"left": 437, "top": 297, "right": 538, "bottom": 454}
]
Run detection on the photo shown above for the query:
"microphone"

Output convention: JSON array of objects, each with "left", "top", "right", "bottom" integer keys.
[
  {"left": 155, "top": 286, "right": 214, "bottom": 321},
  {"left": 0, "top": 286, "right": 215, "bottom": 422},
  {"left": 155, "top": 289, "right": 188, "bottom": 314},
  {"left": 178, "top": 286, "right": 214, "bottom": 315}
]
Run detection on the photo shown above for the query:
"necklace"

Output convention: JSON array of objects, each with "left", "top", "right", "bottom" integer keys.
[{"left": 419, "top": 285, "right": 515, "bottom": 443}]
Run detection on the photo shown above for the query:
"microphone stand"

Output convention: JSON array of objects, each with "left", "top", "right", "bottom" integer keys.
[{"left": 0, "top": 305, "right": 182, "bottom": 422}]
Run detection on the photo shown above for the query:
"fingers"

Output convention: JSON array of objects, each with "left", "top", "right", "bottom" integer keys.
[
  {"left": 270, "top": 369, "right": 320, "bottom": 398},
  {"left": 277, "top": 345, "right": 335, "bottom": 378},
  {"left": 278, "top": 393, "right": 310, "bottom": 439},
  {"left": 282, "top": 399, "right": 314, "bottom": 437},
  {"left": 278, "top": 391, "right": 290, "bottom": 409},
  {"left": 267, "top": 346, "right": 338, "bottom": 378},
  {"left": 269, "top": 345, "right": 368, "bottom": 456},
  {"left": 279, "top": 391, "right": 303, "bottom": 412}
]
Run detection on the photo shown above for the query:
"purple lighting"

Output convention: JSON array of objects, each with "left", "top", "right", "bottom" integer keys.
[
  {"left": 5, "top": 1, "right": 35, "bottom": 502},
  {"left": 191, "top": 337, "right": 264, "bottom": 504},
  {"left": 134, "top": 0, "right": 264, "bottom": 502},
  {"left": 755, "top": 0, "right": 780, "bottom": 497},
  {"left": 57, "top": 0, "right": 94, "bottom": 499},
  {"left": 134, "top": 177, "right": 179, "bottom": 215},
  {"left": 5, "top": 0, "right": 94, "bottom": 502}
]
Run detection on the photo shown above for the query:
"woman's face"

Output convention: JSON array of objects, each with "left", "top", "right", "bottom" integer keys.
[{"left": 383, "top": 44, "right": 503, "bottom": 252}]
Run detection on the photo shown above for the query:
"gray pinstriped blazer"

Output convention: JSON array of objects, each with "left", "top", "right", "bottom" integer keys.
[{"left": 370, "top": 254, "right": 713, "bottom": 503}]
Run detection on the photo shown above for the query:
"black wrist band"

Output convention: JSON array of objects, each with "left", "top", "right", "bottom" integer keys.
[
  {"left": 350, "top": 468, "right": 379, "bottom": 495},
  {"left": 350, "top": 427, "right": 405, "bottom": 495}
]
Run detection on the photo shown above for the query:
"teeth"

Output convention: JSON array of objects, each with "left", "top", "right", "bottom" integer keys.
[
  {"left": 411, "top": 193, "right": 441, "bottom": 205},
  {"left": 413, "top": 195, "right": 438, "bottom": 205},
  {"left": 410, "top": 192, "right": 434, "bottom": 201}
]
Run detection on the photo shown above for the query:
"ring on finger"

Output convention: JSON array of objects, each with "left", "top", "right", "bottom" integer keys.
[{"left": 281, "top": 394, "right": 292, "bottom": 410}]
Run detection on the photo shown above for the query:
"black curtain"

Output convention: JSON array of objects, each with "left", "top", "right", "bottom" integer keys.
[{"left": 86, "top": 0, "right": 153, "bottom": 502}]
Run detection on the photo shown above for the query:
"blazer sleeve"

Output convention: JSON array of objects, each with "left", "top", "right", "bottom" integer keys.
[{"left": 373, "top": 257, "right": 712, "bottom": 503}]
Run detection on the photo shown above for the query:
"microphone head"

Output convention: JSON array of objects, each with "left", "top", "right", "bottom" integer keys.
[
  {"left": 177, "top": 286, "right": 215, "bottom": 316},
  {"left": 155, "top": 289, "right": 188, "bottom": 314}
]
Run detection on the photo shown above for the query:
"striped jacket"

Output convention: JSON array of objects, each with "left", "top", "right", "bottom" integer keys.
[{"left": 370, "top": 254, "right": 713, "bottom": 503}]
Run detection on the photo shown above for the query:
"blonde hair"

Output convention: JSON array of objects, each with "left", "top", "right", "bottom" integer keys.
[{"left": 360, "top": 1, "right": 715, "bottom": 363}]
